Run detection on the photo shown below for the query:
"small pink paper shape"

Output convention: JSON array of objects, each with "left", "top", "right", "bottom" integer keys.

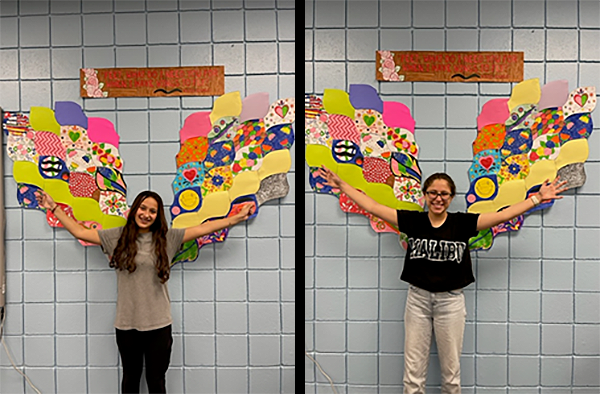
[
  {"left": 239, "top": 92, "right": 270, "bottom": 123},
  {"left": 537, "top": 80, "right": 569, "bottom": 110},
  {"left": 349, "top": 84, "right": 383, "bottom": 113},
  {"left": 370, "top": 215, "right": 399, "bottom": 234},
  {"left": 87, "top": 117, "right": 120, "bottom": 147},
  {"left": 328, "top": 114, "right": 360, "bottom": 144},
  {"left": 180, "top": 111, "right": 212, "bottom": 143},
  {"left": 477, "top": 98, "right": 510, "bottom": 130},
  {"left": 78, "top": 221, "right": 103, "bottom": 246},
  {"left": 35, "top": 131, "right": 66, "bottom": 159},
  {"left": 383, "top": 101, "right": 415, "bottom": 132}
]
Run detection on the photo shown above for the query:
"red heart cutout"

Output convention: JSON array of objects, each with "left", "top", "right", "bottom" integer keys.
[
  {"left": 479, "top": 156, "right": 494, "bottom": 170},
  {"left": 183, "top": 168, "right": 197, "bottom": 181}
]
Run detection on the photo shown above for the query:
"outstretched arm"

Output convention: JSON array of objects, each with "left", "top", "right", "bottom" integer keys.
[
  {"left": 476, "top": 177, "right": 568, "bottom": 231},
  {"left": 35, "top": 190, "right": 101, "bottom": 245},
  {"left": 320, "top": 166, "right": 398, "bottom": 227},
  {"left": 182, "top": 203, "right": 254, "bottom": 243}
]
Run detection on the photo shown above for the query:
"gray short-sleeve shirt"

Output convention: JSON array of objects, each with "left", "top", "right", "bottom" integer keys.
[{"left": 98, "top": 227, "right": 185, "bottom": 331}]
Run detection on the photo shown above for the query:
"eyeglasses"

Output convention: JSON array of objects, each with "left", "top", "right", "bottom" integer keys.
[{"left": 425, "top": 190, "right": 452, "bottom": 200}]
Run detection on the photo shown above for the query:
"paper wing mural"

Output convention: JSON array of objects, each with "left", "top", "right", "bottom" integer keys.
[
  {"left": 305, "top": 84, "right": 424, "bottom": 248},
  {"left": 3, "top": 103, "right": 127, "bottom": 246},
  {"left": 467, "top": 78, "right": 595, "bottom": 250},
  {"left": 3, "top": 93, "right": 295, "bottom": 264},
  {"left": 170, "top": 92, "right": 295, "bottom": 264},
  {"left": 305, "top": 81, "right": 595, "bottom": 251}
]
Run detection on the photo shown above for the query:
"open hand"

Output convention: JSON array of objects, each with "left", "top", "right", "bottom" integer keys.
[
  {"left": 538, "top": 176, "right": 569, "bottom": 201},
  {"left": 320, "top": 166, "right": 344, "bottom": 189},
  {"left": 35, "top": 189, "right": 56, "bottom": 210}
]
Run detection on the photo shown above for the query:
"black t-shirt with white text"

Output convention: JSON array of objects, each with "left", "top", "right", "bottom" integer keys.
[{"left": 396, "top": 210, "right": 480, "bottom": 292}]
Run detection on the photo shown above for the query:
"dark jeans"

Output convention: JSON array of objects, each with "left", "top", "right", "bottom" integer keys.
[{"left": 115, "top": 325, "right": 173, "bottom": 394}]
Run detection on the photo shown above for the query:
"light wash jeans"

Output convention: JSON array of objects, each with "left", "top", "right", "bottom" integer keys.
[{"left": 403, "top": 285, "right": 466, "bottom": 394}]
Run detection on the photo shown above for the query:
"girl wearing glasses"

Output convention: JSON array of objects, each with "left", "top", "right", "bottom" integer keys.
[{"left": 319, "top": 166, "right": 567, "bottom": 394}]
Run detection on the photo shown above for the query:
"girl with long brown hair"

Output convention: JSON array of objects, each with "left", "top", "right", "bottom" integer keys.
[{"left": 35, "top": 189, "right": 253, "bottom": 394}]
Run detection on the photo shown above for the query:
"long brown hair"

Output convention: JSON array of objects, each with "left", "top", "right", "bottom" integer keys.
[{"left": 109, "top": 191, "right": 171, "bottom": 283}]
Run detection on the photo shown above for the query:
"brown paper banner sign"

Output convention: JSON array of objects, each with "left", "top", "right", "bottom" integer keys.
[
  {"left": 376, "top": 51, "right": 523, "bottom": 83},
  {"left": 80, "top": 66, "right": 225, "bottom": 98}
]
